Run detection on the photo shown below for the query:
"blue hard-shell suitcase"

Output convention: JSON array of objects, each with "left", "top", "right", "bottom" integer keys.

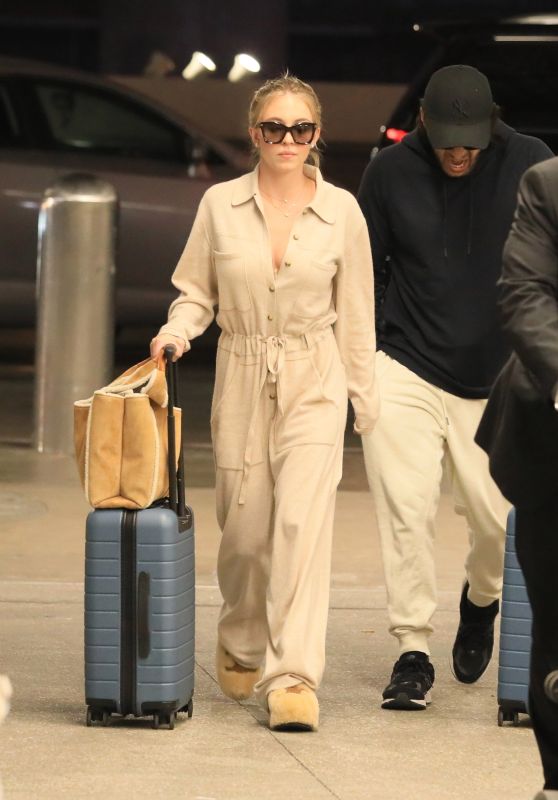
[
  {"left": 84, "top": 347, "right": 194, "bottom": 729},
  {"left": 497, "top": 507, "right": 532, "bottom": 726}
]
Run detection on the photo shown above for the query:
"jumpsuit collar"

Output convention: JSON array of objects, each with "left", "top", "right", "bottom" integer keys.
[{"left": 230, "top": 165, "right": 337, "bottom": 224}]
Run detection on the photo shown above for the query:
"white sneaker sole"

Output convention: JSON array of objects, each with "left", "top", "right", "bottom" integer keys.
[{"left": 381, "top": 689, "right": 432, "bottom": 711}]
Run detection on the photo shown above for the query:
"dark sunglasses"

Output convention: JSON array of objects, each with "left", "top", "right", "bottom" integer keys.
[{"left": 257, "top": 121, "right": 317, "bottom": 145}]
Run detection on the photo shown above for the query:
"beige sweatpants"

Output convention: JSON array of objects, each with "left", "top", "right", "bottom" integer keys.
[
  {"left": 216, "top": 386, "right": 346, "bottom": 706},
  {"left": 362, "top": 351, "right": 510, "bottom": 656}
]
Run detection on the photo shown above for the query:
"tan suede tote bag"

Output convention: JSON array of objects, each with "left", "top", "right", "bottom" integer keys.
[{"left": 74, "top": 357, "right": 181, "bottom": 509}]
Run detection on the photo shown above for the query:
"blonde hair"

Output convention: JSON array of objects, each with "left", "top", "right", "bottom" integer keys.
[{"left": 248, "top": 73, "right": 323, "bottom": 168}]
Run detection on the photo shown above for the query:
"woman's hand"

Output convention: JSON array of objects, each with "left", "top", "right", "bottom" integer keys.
[{"left": 150, "top": 333, "right": 187, "bottom": 362}]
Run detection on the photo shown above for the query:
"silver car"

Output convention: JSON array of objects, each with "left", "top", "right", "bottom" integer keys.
[{"left": 0, "top": 57, "right": 249, "bottom": 329}]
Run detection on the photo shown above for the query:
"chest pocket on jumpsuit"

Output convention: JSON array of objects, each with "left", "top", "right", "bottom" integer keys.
[
  {"left": 292, "top": 258, "right": 337, "bottom": 319},
  {"left": 213, "top": 251, "right": 252, "bottom": 312}
]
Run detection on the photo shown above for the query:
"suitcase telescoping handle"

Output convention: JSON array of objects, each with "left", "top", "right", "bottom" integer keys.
[{"left": 164, "top": 345, "right": 186, "bottom": 518}]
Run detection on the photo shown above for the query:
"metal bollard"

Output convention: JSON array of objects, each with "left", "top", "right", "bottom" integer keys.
[{"left": 34, "top": 174, "right": 118, "bottom": 454}]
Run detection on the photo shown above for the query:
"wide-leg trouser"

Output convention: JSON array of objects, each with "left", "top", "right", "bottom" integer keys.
[
  {"left": 516, "top": 501, "right": 558, "bottom": 790},
  {"left": 362, "top": 352, "right": 509, "bottom": 655},
  {"left": 215, "top": 389, "right": 346, "bottom": 706}
]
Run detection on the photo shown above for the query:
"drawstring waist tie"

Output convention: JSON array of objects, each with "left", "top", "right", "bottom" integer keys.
[{"left": 217, "top": 329, "right": 332, "bottom": 503}]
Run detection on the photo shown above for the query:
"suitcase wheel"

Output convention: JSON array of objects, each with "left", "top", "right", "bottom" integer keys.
[
  {"left": 152, "top": 711, "right": 176, "bottom": 730},
  {"left": 178, "top": 698, "right": 193, "bottom": 718},
  {"left": 498, "top": 707, "right": 520, "bottom": 727},
  {"left": 86, "top": 706, "right": 110, "bottom": 727}
]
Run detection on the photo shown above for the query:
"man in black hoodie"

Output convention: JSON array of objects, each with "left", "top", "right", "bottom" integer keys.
[{"left": 358, "top": 65, "right": 551, "bottom": 711}]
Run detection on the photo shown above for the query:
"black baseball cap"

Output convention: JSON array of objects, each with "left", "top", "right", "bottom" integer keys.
[{"left": 421, "top": 65, "right": 494, "bottom": 150}]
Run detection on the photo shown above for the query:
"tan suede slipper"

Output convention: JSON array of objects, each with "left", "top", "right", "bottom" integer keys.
[
  {"left": 268, "top": 684, "right": 319, "bottom": 732},
  {"left": 216, "top": 643, "right": 262, "bottom": 701}
]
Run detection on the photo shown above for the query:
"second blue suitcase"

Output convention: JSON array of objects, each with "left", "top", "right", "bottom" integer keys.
[{"left": 497, "top": 507, "right": 532, "bottom": 726}]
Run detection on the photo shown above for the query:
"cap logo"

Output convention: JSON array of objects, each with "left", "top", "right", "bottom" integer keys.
[{"left": 452, "top": 98, "right": 469, "bottom": 118}]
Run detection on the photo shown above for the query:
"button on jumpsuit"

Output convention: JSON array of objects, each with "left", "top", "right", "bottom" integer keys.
[{"left": 159, "top": 165, "right": 378, "bottom": 704}]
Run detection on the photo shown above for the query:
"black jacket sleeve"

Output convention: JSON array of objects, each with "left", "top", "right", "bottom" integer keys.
[
  {"left": 357, "top": 156, "right": 392, "bottom": 337},
  {"left": 498, "top": 159, "right": 558, "bottom": 400}
]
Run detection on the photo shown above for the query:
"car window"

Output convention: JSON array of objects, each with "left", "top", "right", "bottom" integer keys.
[
  {"left": 32, "top": 80, "right": 188, "bottom": 161},
  {"left": 0, "top": 84, "right": 20, "bottom": 146}
]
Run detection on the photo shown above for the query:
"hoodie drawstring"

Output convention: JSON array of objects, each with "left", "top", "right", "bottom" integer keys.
[
  {"left": 467, "top": 181, "right": 473, "bottom": 256},
  {"left": 442, "top": 182, "right": 448, "bottom": 259}
]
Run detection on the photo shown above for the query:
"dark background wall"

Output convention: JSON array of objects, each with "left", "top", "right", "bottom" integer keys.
[
  {"left": 99, "top": 0, "right": 288, "bottom": 78},
  {"left": 1, "top": 0, "right": 558, "bottom": 80}
]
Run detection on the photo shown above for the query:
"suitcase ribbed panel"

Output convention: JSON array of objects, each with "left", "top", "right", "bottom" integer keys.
[
  {"left": 85, "top": 510, "right": 123, "bottom": 706},
  {"left": 497, "top": 508, "right": 532, "bottom": 713},
  {"left": 84, "top": 507, "right": 195, "bottom": 718},
  {"left": 135, "top": 509, "right": 194, "bottom": 714}
]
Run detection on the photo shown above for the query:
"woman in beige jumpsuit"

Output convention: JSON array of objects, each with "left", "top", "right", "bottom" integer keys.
[{"left": 151, "top": 75, "right": 378, "bottom": 731}]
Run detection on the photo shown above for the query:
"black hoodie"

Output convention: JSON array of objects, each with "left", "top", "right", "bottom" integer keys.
[{"left": 358, "top": 121, "right": 552, "bottom": 398}]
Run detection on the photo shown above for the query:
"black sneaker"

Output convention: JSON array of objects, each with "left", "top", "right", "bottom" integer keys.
[
  {"left": 381, "top": 651, "right": 435, "bottom": 710},
  {"left": 452, "top": 582, "right": 499, "bottom": 684}
]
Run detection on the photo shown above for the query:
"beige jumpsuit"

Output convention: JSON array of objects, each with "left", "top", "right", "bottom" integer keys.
[{"left": 159, "top": 165, "right": 378, "bottom": 703}]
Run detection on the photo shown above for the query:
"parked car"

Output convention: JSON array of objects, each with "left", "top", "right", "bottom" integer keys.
[
  {"left": 372, "top": 14, "right": 558, "bottom": 156},
  {"left": 0, "top": 57, "right": 249, "bottom": 331}
]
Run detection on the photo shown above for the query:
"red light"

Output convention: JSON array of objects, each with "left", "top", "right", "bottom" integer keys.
[{"left": 386, "top": 127, "right": 408, "bottom": 143}]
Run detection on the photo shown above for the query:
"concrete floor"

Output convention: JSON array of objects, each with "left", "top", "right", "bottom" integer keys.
[{"left": 0, "top": 361, "right": 546, "bottom": 800}]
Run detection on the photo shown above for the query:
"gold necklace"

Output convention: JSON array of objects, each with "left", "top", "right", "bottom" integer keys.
[{"left": 260, "top": 188, "right": 304, "bottom": 218}]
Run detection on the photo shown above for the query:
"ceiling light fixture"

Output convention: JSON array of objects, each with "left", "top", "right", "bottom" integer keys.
[
  {"left": 227, "top": 53, "right": 260, "bottom": 82},
  {"left": 182, "top": 51, "right": 216, "bottom": 80}
]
